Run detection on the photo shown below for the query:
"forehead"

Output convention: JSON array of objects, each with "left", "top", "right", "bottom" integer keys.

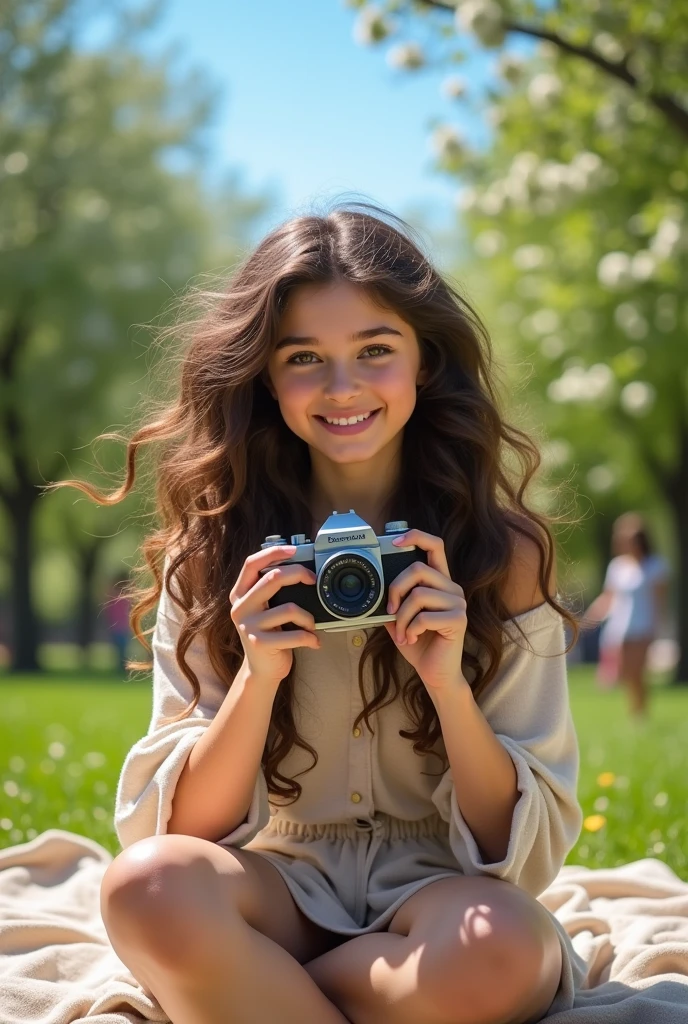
[{"left": 279, "top": 280, "right": 404, "bottom": 330}]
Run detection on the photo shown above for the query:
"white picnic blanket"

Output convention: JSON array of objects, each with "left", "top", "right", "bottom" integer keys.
[{"left": 2, "top": 829, "right": 688, "bottom": 1022}]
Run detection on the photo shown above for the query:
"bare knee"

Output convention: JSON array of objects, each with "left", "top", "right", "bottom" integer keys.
[
  {"left": 100, "top": 834, "right": 246, "bottom": 967},
  {"left": 420, "top": 882, "right": 561, "bottom": 1024}
]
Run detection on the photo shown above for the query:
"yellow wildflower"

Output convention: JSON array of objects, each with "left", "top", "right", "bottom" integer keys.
[
  {"left": 596, "top": 772, "right": 616, "bottom": 787},
  {"left": 583, "top": 814, "right": 607, "bottom": 832}
]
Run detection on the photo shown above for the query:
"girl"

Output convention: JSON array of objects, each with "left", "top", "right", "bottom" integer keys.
[
  {"left": 583, "top": 512, "right": 670, "bottom": 718},
  {"left": 53, "top": 203, "right": 585, "bottom": 1024}
]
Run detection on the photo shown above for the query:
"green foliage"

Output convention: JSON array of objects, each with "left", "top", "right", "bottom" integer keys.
[
  {"left": 1, "top": 667, "right": 687, "bottom": 875},
  {"left": 349, "top": 0, "right": 688, "bottom": 600}
]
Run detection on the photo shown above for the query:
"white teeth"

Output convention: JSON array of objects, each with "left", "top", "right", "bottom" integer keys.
[{"left": 324, "top": 411, "right": 373, "bottom": 425}]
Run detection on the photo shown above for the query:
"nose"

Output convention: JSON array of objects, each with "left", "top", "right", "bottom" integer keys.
[{"left": 323, "top": 360, "right": 362, "bottom": 403}]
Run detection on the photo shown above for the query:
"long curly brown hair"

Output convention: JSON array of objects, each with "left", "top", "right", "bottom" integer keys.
[{"left": 45, "top": 200, "right": 579, "bottom": 804}]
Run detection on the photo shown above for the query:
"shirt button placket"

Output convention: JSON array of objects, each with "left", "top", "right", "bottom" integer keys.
[{"left": 349, "top": 632, "right": 371, "bottom": 814}]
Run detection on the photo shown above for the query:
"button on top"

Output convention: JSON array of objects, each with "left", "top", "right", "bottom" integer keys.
[
  {"left": 352, "top": 634, "right": 364, "bottom": 647},
  {"left": 352, "top": 726, "right": 362, "bottom": 738},
  {"left": 351, "top": 791, "right": 362, "bottom": 803}
]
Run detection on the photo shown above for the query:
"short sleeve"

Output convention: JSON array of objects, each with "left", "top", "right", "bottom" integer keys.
[
  {"left": 430, "top": 601, "right": 583, "bottom": 897},
  {"left": 603, "top": 558, "right": 619, "bottom": 592},
  {"left": 113, "top": 554, "right": 270, "bottom": 851}
]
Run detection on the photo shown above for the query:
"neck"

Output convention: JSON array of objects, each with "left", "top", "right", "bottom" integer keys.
[{"left": 308, "top": 436, "right": 403, "bottom": 536}]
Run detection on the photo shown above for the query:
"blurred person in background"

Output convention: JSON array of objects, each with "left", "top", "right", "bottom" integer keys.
[
  {"left": 582, "top": 512, "right": 670, "bottom": 719},
  {"left": 104, "top": 572, "right": 132, "bottom": 674}
]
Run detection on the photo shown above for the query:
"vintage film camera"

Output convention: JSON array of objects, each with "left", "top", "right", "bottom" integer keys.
[{"left": 260, "top": 510, "right": 427, "bottom": 632}]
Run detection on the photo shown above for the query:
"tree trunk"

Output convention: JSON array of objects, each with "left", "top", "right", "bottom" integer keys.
[
  {"left": 6, "top": 483, "right": 41, "bottom": 672},
  {"left": 669, "top": 428, "right": 688, "bottom": 684},
  {"left": 75, "top": 540, "right": 106, "bottom": 666}
]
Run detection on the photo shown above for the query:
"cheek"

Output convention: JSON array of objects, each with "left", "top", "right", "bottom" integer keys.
[
  {"left": 272, "top": 374, "right": 318, "bottom": 421},
  {"left": 373, "top": 363, "right": 419, "bottom": 410}
]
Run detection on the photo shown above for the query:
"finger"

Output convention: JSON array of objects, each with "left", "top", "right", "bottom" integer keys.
[
  {"left": 393, "top": 588, "right": 458, "bottom": 644},
  {"left": 255, "top": 602, "right": 316, "bottom": 633},
  {"left": 244, "top": 627, "right": 321, "bottom": 651},
  {"left": 230, "top": 545, "right": 298, "bottom": 603},
  {"left": 405, "top": 608, "right": 466, "bottom": 644},
  {"left": 387, "top": 564, "right": 462, "bottom": 614},
  {"left": 233, "top": 563, "right": 316, "bottom": 618},
  {"left": 391, "top": 529, "right": 449, "bottom": 577}
]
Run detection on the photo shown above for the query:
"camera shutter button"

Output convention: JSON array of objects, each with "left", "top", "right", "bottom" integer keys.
[
  {"left": 290, "top": 534, "right": 306, "bottom": 544},
  {"left": 385, "top": 520, "right": 409, "bottom": 533}
]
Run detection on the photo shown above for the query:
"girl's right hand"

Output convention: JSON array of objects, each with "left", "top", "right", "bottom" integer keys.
[{"left": 229, "top": 545, "right": 320, "bottom": 689}]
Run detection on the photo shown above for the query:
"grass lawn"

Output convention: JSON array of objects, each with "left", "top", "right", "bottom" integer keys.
[{"left": 1, "top": 665, "right": 687, "bottom": 879}]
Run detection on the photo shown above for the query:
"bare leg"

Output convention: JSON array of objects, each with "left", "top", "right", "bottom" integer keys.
[
  {"left": 101, "top": 834, "right": 349, "bottom": 1024},
  {"left": 619, "top": 637, "right": 652, "bottom": 718}
]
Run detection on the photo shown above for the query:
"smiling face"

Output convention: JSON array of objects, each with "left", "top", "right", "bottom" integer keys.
[{"left": 265, "top": 280, "right": 424, "bottom": 467}]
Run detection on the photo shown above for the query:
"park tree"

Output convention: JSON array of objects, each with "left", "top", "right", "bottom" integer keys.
[
  {"left": 0, "top": 0, "right": 269, "bottom": 670},
  {"left": 349, "top": 1, "right": 688, "bottom": 681}
]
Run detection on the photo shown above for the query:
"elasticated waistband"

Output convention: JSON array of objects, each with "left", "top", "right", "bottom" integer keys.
[{"left": 262, "top": 810, "right": 450, "bottom": 841}]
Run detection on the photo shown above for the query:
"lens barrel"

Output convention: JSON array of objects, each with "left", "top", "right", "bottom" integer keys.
[{"left": 317, "top": 552, "right": 381, "bottom": 618}]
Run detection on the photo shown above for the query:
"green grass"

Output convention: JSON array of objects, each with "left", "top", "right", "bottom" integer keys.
[{"left": 1, "top": 666, "right": 687, "bottom": 878}]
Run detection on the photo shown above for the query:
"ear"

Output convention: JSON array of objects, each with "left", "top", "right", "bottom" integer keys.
[{"left": 416, "top": 365, "right": 429, "bottom": 387}]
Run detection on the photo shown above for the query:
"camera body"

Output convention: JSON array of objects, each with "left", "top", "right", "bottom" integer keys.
[{"left": 260, "top": 510, "right": 427, "bottom": 633}]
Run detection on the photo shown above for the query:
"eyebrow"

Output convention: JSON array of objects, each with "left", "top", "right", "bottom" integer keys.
[{"left": 274, "top": 325, "right": 404, "bottom": 351}]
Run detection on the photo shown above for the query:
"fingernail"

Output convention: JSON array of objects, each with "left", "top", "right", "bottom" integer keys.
[
  {"left": 386, "top": 601, "right": 394, "bottom": 614},
  {"left": 392, "top": 535, "right": 407, "bottom": 545}
]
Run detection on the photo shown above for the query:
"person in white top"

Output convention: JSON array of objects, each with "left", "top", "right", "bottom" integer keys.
[{"left": 583, "top": 512, "right": 670, "bottom": 718}]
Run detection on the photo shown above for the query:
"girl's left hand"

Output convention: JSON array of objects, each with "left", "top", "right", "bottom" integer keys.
[{"left": 384, "top": 529, "right": 468, "bottom": 693}]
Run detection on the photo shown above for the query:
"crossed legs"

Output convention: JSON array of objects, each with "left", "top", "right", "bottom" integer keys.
[{"left": 100, "top": 834, "right": 562, "bottom": 1024}]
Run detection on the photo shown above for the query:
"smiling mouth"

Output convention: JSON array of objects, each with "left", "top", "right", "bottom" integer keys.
[{"left": 314, "top": 408, "right": 382, "bottom": 433}]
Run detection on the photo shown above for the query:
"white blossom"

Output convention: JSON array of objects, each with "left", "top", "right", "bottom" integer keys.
[
  {"left": 621, "top": 381, "right": 656, "bottom": 416},
  {"left": 540, "top": 335, "right": 565, "bottom": 359},
  {"left": 547, "top": 363, "right": 615, "bottom": 403},
  {"left": 430, "top": 125, "right": 465, "bottom": 161},
  {"left": 531, "top": 309, "right": 560, "bottom": 335},
  {"left": 4, "top": 152, "right": 28, "bottom": 174},
  {"left": 542, "top": 439, "right": 573, "bottom": 468},
  {"left": 477, "top": 184, "right": 506, "bottom": 215},
  {"left": 512, "top": 244, "right": 547, "bottom": 270},
  {"left": 650, "top": 215, "right": 687, "bottom": 260},
  {"left": 498, "top": 54, "right": 524, "bottom": 84},
  {"left": 597, "top": 252, "right": 633, "bottom": 290},
  {"left": 353, "top": 6, "right": 393, "bottom": 45},
  {"left": 527, "top": 73, "right": 563, "bottom": 110},
  {"left": 386, "top": 42, "right": 424, "bottom": 70},
  {"left": 441, "top": 75, "right": 467, "bottom": 100},
  {"left": 474, "top": 229, "right": 505, "bottom": 257},
  {"left": 614, "top": 302, "right": 648, "bottom": 340},
  {"left": 587, "top": 465, "right": 618, "bottom": 493},
  {"left": 630, "top": 250, "right": 657, "bottom": 281},
  {"left": 455, "top": 186, "right": 479, "bottom": 212},
  {"left": 456, "top": 0, "right": 505, "bottom": 48},
  {"left": 593, "top": 33, "right": 625, "bottom": 63}
]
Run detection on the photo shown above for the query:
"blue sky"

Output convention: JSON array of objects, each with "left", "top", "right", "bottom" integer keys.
[{"left": 142, "top": 0, "right": 503, "bottom": 237}]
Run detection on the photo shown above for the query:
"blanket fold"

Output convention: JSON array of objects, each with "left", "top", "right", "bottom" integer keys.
[{"left": 2, "top": 830, "right": 688, "bottom": 1023}]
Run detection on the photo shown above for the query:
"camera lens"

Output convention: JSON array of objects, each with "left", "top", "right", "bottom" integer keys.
[
  {"left": 318, "top": 553, "right": 382, "bottom": 619},
  {"left": 335, "top": 571, "right": 365, "bottom": 601}
]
